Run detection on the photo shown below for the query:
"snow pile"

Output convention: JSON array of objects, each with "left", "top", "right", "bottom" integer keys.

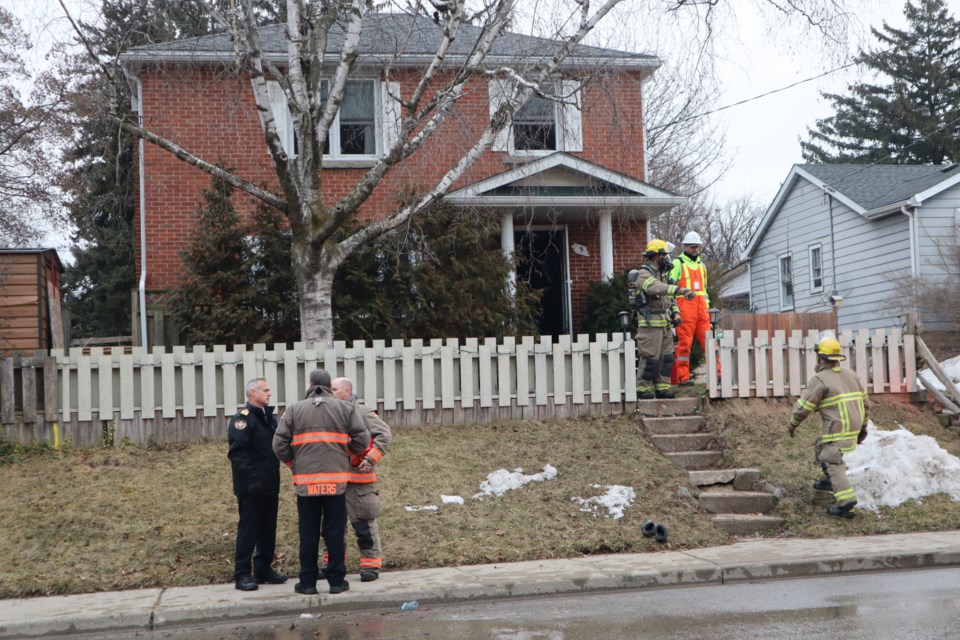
[
  {"left": 404, "top": 505, "right": 438, "bottom": 512},
  {"left": 572, "top": 484, "right": 636, "bottom": 520},
  {"left": 846, "top": 423, "right": 960, "bottom": 512},
  {"left": 440, "top": 494, "right": 464, "bottom": 505},
  {"left": 917, "top": 354, "right": 960, "bottom": 392},
  {"left": 473, "top": 465, "right": 558, "bottom": 499}
]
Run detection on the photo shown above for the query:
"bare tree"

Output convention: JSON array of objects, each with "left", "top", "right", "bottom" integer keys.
[{"left": 60, "top": 0, "right": 860, "bottom": 342}]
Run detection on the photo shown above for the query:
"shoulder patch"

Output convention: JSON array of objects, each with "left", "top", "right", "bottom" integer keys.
[
  {"left": 240, "top": 409, "right": 250, "bottom": 415},
  {"left": 234, "top": 419, "right": 247, "bottom": 431}
]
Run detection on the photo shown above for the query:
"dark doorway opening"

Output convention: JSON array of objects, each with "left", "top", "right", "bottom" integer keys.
[{"left": 516, "top": 228, "right": 568, "bottom": 336}]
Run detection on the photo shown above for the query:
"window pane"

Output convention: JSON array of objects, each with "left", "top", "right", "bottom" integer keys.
[
  {"left": 340, "top": 81, "right": 375, "bottom": 154},
  {"left": 514, "top": 84, "right": 557, "bottom": 151}
]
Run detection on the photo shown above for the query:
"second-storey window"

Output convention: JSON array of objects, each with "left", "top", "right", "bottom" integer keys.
[
  {"left": 322, "top": 79, "right": 377, "bottom": 157},
  {"left": 513, "top": 83, "right": 558, "bottom": 151}
]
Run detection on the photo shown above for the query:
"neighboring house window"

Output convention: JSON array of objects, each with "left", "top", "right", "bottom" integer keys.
[
  {"left": 808, "top": 244, "right": 823, "bottom": 292},
  {"left": 779, "top": 254, "right": 794, "bottom": 310},
  {"left": 322, "top": 79, "right": 377, "bottom": 157},
  {"left": 488, "top": 79, "right": 583, "bottom": 154}
]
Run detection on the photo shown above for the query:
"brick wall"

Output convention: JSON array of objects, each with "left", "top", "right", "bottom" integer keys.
[{"left": 134, "top": 63, "right": 652, "bottom": 332}]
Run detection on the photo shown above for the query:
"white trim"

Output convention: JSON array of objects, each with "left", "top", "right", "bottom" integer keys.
[
  {"left": 808, "top": 244, "right": 824, "bottom": 293},
  {"left": 778, "top": 253, "right": 794, "bottom": 311},
  {"left": 446, "top": 152, "right": 681, "bottom": 199},
  {"left": 913, "top": 168, "right": 960, "bottom": 204},
  {"left": 599, "top": 210, "right": 613, "bottom": 281},
  {"left": 501, "top": 213, "right": 516, "bottom": 297}
]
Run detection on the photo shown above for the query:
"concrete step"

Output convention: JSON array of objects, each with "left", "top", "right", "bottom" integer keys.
[
  {"left": 712, "top": 514, "right": 784, "bottom": 536},
  {"left": 698, "top": 490, "right": 776, "bottom": 514},
  {"left": 664, "top": 451, "right": 723, "bottom": 469},
  {"left": 643, "top": 416, "right": 707, "bottom": 435},
  {"left": 650, "top": 433, "right": 722, "bottom": 454},
  {"left": 688, "top": 468, "right": 762, "bottom": 491},
  {"left": 635, "top": 397, "right": 700, "bottom": 417}
]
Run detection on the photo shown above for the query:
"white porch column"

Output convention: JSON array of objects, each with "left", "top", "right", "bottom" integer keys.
[
  {"left": 599, "top": 209, "right": 614, "bottom": 282},
  {"left": 501, "top": 212, "right": 516, "bottom": 296}
]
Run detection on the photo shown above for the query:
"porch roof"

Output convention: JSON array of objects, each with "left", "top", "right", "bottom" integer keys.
[{"left": 444, "top": 153, "right": 686, "bottom": 222}]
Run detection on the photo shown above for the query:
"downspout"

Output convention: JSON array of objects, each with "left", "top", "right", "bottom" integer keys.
[
  {"left": 124, "top": 68, "right": 149, "bottom": 349},
  {"left": 827, "top": 193, "right": 838, "bottom": 296},
  {"left": 900, "top": 204, "right": 919, "bottom": 278},
  {"left": 640, "top": 75, "right": 652, "bottom": 244}
]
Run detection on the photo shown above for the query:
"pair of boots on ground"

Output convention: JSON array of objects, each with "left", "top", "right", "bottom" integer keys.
[
  {"left": 641, "top": 520, "right": 668, "bottom": 543},
  {"left": 813, "top": 474, "right": 857, "bottom": 519}
]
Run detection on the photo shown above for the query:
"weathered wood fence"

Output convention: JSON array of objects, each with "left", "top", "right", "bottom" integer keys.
[
  {"left": 707, "top": 328, "right": 917, "bottom": 399},
  {"left": 0, "top": 328, "right": 918, "bottom": 448},
  {"left": 0, "top": 335, "right": 638, "bottom": 447}
]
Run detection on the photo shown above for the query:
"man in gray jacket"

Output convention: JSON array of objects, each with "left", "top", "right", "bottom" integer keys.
[{"left": 273, "top": 369, "right": 369, "bottom": 595}]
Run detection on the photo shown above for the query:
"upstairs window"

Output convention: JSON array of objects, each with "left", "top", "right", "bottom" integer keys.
[
  {"left": 489, "top": 79, "right": 582, "bottom": 154},
  {"left": 808, "top": 244, "right": 823, "bottom": 292},
  {"left": 322, "top": 79, "right": 377, "bottom": 157},
  {"left": 779, "top": 254, "right": 794, "bottom": 310},
  {"left": 513, "top": 84, "right": 558, "bottom": 151}
]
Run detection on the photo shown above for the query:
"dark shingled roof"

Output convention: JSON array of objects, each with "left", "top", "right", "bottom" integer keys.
[
  {"left": 121, "top": 12, "right": 658, "bottom": 68},
  {"left": 800, "top": 163, "right": 960, "bottom": 210}
]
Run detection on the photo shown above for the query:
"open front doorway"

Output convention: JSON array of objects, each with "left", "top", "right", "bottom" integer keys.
[{"left": 515, "top": 227, "right": 570, "bottom": 336}]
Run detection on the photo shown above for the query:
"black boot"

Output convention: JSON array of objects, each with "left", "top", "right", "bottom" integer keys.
[
  {"left": 827, "top": 501, "right": 857, "bottom": 519},
  {"left": 655, "top": 388, "right": 675, "bottom": 399},
  {"left": 813, "top": 478, "right": 833, "bottom": 491}
]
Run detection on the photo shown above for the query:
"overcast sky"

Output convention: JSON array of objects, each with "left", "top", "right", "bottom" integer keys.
[{"left": 10, "top": 0, "right": 960, "bottom": 239}]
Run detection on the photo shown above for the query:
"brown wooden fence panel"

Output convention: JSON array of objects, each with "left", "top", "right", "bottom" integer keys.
[{"left": 722, "top": 312, "right": 837, "bottom": 338}]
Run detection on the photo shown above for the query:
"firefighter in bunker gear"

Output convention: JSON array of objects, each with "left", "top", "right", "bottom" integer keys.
[
  {"left": 273, "top": 369, "right": 370, "bottom": 595},
  {"left": 788, "top": 336, "right": 870, "bottom": 519},
  {"left": 630, "top": 239, "right": 695, "bottom": 399},
  {"left": 669, "top": 231, "right": 712, "bottom": 385},
  {"left": 317, "top": 377, "right": 393, "bottom": 583}
]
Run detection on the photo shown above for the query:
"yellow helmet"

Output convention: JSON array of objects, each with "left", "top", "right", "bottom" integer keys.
[
  {"left": 816, "top": 337, "right": 845, "bottom": 361},
  {"left": 644, "top": 239, "right": 668, "bottom": 256}
]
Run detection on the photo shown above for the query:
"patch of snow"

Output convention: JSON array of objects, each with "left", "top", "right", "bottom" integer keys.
[
  {"left": 440, "top": 495, "right": 464, "bottom": 505},
  {"left": 572, "top": 484, "right": 635, "bottom": 520},
  {"left": 846, "top": 422, "right": 960, "bottom": 513},
  {"left": 404, "top": 505, "right": 438, "bottom": 512},
  {"left": 299, "top": 613, "right": 315, "bottom": 619},
  {"left": 917, "top": 354, "right": 960, "bottom": 392},
  {"left": 473, "top": 465, "right": 558, "bottom": 499}
]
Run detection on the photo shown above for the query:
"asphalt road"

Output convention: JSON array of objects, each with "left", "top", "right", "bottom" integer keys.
[{"left": 49, "top": 567, "right": 960, "bottom": 640}]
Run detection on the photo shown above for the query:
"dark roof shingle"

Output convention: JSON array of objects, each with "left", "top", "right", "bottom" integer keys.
[{"left": 800, "top": 163, "right": 960, "bottom": 210}]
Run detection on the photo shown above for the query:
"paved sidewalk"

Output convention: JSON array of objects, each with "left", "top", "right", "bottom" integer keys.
[{"left": 2, "top": 530, "right": 959, "bottom": 638}]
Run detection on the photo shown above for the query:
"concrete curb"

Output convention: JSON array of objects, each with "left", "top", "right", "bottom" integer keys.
[{"left": 2, "top": 530, "right": 959, "bottom": 638}]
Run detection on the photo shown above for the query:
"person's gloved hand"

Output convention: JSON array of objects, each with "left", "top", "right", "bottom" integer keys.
[
  {"left": 857, "top": 424, "right": 868, "bottom": 444},
  {"left": 670, "top": 313, "right": 682, "bottom": 328},
  {"left": 358, "top": 458, "right": 374, "bottom": 472},
  {"left": 681, "top": 289, "right": 695, "bottom": 301},
  {"left": 787, "top": 423, "right": 796, "bottom": 438}
]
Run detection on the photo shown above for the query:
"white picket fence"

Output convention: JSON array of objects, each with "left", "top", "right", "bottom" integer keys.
[
  {"left": 706, "top": 328, "right": 917, "bottom": 399},
  {"left": 1, "top": 334, "right": 637, "bottom": 447},
  {"left": 0, "top": 328, "right": 918, "bottom": 447}
]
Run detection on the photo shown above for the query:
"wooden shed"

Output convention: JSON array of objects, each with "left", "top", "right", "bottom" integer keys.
[{"left": 0, "top": 249, "right": 65, "bottom": 353}]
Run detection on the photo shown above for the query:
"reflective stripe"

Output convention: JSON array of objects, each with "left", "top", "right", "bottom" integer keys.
[
  {"left": 834, "top": 488, "right": 856, "bottom": 501},
  {"left": 676, "top": 356, "right": 690, "bottom": 362},
  {"left": 366, "top": 449, "right": 384, "bottom": 464},
  {"left": 350, "top": 472, "right": 378, "bottom": 483},
  {"left": 292, "top": 472, "right": 353, "bottom": 485},
  {"left": 359, "top": 557, "right": 382, "bottom": 568},
  {"left": 655, "top": 383, "right": 672, "bottom": 390},
  {"left": 292, "top": 431, "right": 351, "bottom": 446},
  {"left": 638, "top": 319, "right": 670, "bottom": 327}
]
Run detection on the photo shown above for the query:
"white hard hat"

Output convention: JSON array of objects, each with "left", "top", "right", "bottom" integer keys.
[
  {"left": 665, "top": 242, "right": 676, "bottom": 254},
  {"left": 681, "top": 231, "right": 703, "bottom": 245}
]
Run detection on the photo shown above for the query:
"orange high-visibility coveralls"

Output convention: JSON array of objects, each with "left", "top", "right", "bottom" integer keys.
[{"left": 669, "top": 253, "right": 711, "bottom": 383}]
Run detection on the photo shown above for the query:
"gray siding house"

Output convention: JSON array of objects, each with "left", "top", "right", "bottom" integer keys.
[{"left": 743, "top": 164, "right": 960, "bottom": 331}]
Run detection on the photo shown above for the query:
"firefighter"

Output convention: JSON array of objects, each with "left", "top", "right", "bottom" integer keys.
[
  {"left": 273, "top": 369, "right": 370, "bottom": 595},
  {"left": 669, "top": 231, "right": 712, "bottom": 386},
  {"left": 788, "top": 336, "right": 870, "bottom": 519},
  {"left": 629, "top": 239, "right": 696, "bottom": 399},
  {"left": 320, "top": 376, "right": 393, "bottom": 583}
]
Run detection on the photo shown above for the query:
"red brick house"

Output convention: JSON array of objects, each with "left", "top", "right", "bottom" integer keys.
[{"left": 120, "top": 13, "right": 684, "bottom": 344}]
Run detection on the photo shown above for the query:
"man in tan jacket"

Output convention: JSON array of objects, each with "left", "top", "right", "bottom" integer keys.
[{"left": 273, "top": 369, "right": 369, "bottom": 595}]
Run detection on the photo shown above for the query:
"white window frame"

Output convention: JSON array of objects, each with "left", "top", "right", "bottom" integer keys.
[
  {"left": 489, "top": 79, "right": 582, "bottom": 155},
  {"left": 808, "top": 244, "right": 824, "bottom": 293},
  {"left": 265, "top": 79, "right": 400, "bottom": 161},
  {"left": 779, "top": 253, "right": 794, "bottom": 311}
]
